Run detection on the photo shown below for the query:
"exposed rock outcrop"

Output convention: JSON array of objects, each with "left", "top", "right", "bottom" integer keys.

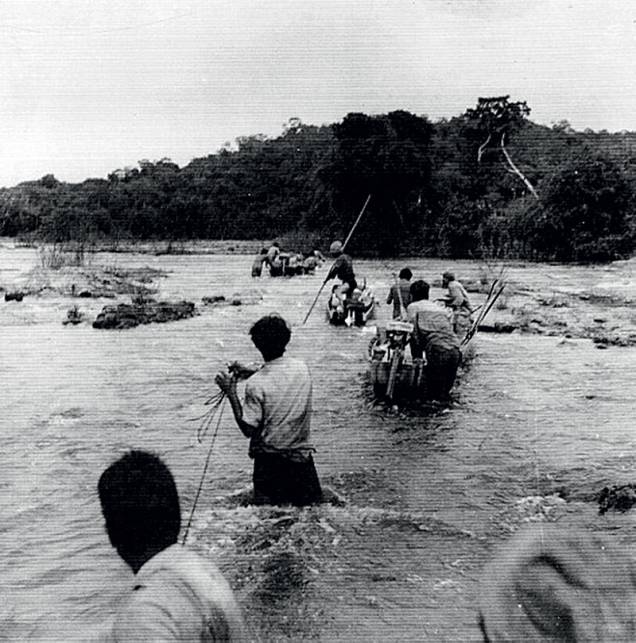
[{"left": 93, "top": 300, "right": 196, "bottom": 329}]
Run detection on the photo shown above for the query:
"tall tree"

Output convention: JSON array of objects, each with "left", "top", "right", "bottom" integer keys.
[
  {"left": 524, "top": 150, "right": 634, "bottom": 261},
  {"left": 463, "top": 96, "right": 538, "bottom": 198},
  {"left": 317, "top": 110, "right": 434, "bottom": 255}
]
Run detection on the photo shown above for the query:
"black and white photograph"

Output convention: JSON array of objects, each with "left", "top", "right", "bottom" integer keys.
[{"left": 1, "top": 1, "right": 635, "bottom": 640}]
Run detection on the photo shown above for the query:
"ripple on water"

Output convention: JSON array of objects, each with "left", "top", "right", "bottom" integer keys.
[{"left": 0, "top": 249, "right": 635, "bottom": 640}]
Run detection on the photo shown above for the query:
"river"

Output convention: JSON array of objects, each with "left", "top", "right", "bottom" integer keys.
[{"left": 0, "top": 244, "right": 634, "bottom": 640}]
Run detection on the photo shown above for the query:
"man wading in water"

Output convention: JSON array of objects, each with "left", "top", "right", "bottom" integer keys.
[
  {"left": 215, "top": 314, "right": 323, "bottom": 506},
  {"left": 407, "top": 280, "right": 462, "bottom": 400},
  {"left": 442, "top": 271, "right": 472, "bottom": 338}
]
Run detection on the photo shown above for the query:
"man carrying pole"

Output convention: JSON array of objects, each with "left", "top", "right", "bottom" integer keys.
[
  {"left": 302, "top": 194, "right": 371, "bottom": 325},
  {"left": 325, "top": 240, "right": 357, "bottom": 293}
]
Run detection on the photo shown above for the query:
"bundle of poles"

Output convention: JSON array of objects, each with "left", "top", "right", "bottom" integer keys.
[{"left": 461, "top": 278, "right": 507, "bottom": 347}]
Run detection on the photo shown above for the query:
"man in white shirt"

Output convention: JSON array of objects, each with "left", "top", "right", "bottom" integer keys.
[
  {"left": 407, "top": 280, "right": 461, "bottom": 400},
  {"left": 442, "top": 271, "right": 472, "bottom": 337},
  {"left": 216, "top": 314, "right": 323, "bottom": 506},
  {"left": 98, "top": 450, "right": 245, "bottom": 641}
]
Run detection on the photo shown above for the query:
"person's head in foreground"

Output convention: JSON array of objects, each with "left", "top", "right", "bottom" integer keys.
[
  {"left": 479, "top": 524, "right": 636, "bottom": 641},
  {"left": 409, "top": 280, "right": 430, "bottom": 303},
  {"left": 249, "top": 313, "right": 291, "bottom": 362},
  {"left": 399, "top": 268, "right": 413, "bottom": 281},
  {"left": 329, "top": 240, "right": 343, "bottom": 256},
  {"left": 98, "top": 450, "right": 180, "bottom": 573},
  {"left": 442, "top": 271, "right": 455, "bottom": 287}
]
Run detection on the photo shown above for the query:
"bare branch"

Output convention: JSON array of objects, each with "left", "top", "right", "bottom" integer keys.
[
  {"left": 500, "top": 133, "right": 539, "bottom": 199},
  {"left": 477, "top": 133, "right": 492, "bottom": 163}
]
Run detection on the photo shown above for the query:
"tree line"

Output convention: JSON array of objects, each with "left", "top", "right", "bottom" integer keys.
[{"left": 1, "top": 98, "right": 635, "bottom": 262}]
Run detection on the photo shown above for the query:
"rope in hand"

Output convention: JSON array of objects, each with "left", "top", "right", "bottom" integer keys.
[{"left": 181, "top": 383, "right": 230, "bottom": 545}]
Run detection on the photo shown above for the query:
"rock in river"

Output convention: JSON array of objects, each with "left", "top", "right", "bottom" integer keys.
[{"left": 93, "top": 300, "right": 196, "bottom": 330}]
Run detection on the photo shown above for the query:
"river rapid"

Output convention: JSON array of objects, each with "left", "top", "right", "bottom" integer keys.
[{"left": 0, "top": 244, "right": 635, "bottom": 641}]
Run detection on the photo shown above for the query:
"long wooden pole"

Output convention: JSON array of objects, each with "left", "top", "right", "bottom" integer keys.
[
  {"left": 302, "top": 194, "right": 372, "bottom": 325},
  {"left": 341, "top": 194, "right": 372, "bottom": 252}
]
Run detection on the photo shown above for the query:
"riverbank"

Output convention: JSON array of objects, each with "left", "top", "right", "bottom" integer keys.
[{"left": 6, "top": 238, "right": 267, "bottom": 256}]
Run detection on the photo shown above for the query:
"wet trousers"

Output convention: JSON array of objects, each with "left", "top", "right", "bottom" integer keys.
[
  {"left": 253, "top": 453, "right": 323, "bottom": 506},
  {"left": 426, "top": 344, "right": 461, "bottom": 399}
]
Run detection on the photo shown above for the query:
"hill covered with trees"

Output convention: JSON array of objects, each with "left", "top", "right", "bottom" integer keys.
[{"left": 1, "top": 98, "right": 635, "bottom": 262}]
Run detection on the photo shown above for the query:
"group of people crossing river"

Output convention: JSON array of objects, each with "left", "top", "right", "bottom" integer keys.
[
  {"left": 93, "top": 241, "right": 634, "bottom": 642},
  {"left": 251, "top": 242, "right": 326, "bottom": 278},
  {"left": 96, "top": 238, "right": 475, "bottom": 639}
]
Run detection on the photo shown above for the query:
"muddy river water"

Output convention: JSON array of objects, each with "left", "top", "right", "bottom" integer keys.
[{"left": 0, "top": 245, "right": 634, "bottom": 640}]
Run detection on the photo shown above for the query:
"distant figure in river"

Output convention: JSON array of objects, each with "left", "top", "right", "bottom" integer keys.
[
  {"left": 286, "top": 252, "right": 304, "bottom": 276},
  {"left": 98, "top": 450, "right": 245, "bottom": 641},
  {"left": 407, "top": 280, "right": 461, "bottom": 400},
  {"left": 478, "top": 524, "right": 636, "bottom": 641},
  {"left": 302, "top": 248, "right": 326, "bottom": 274},
  {"left": 266, "top": 242, "right": 280, "bottom": 266},
  {"left": 442, "top": 271, "right": 472, "bottom": 338},
  {"left": 329, "top": 282, "right": 345, "bottom": 308},
  {"left": 325, "top": 240, "right": 357, "bottom": 293},
  {"left": 312, "top": 248, "right": 326, "bottom": 264},
  {"left": 215, "top": 314, "right": 323, "bottom": 506},
  {"left": 327, "top": 283, "right": 349, "bottom": 323},
  {"left": 387, "top": 267, "right": 413, "bottom": 320},
  {"left": 251, "top": 247, "right": 268, "bottom": 277},
  {"left": 302, "top": 252, "right": 319, "bottom": 274}
]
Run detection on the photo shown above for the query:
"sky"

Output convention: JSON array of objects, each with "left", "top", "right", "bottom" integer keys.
[{"left": 1, "top": 0, "right": 635, "bottom": 187}]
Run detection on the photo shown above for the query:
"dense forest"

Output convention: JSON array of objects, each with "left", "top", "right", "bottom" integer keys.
[{"left": 1, "top": 97, "right": 635, "bottom": 261}]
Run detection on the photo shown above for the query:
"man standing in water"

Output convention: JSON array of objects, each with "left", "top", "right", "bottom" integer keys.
[
  {"left": 215, "top": 314, "right": 323, "bottom": 506},
  {"left": 266, "top": 241, "right": 280, "bottom": 266},
  {"left": 407, "top": 280, "right": 462, "bottom": 400},
  {"left": 442, "top": 271, "right": 472, "bottom": 337},
  {"left": 98, "top": 450, "right": 245, "bottom": 641},
  {"left": 387, "top": 267, "right": 413, "bottom": 319},
  {"left": 251, "top": 247, "right": 268, "bottom": 277},
  {"left": 325, "top": 240, "right": 357, "bottom": 293}
]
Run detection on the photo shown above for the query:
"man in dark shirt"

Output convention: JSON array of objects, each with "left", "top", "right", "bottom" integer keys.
[
  {"left": 387, "top": 267, "right": 412, "bottom": 319},
  {"left": 325, "top": 240, "right": 357, "bottom": 293}
]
